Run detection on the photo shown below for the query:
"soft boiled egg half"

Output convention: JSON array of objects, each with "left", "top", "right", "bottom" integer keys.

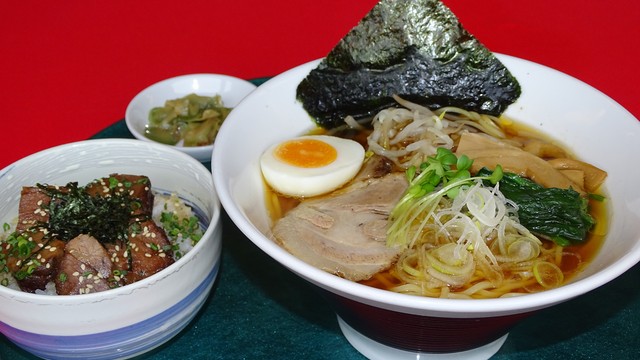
[{"left": 260, "top": 135, "right": 365, "bottom": 197}]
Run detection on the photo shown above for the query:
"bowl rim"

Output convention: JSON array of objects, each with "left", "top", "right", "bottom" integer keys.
[
  {"left": 124, "top": 73, "right": 257, "bottom": 159},
  {"left": 213, "top": 54, "right": 640, "bottom": 316},
  {"left": 0, "top": 138, "right": 221, "bottom": 303}
]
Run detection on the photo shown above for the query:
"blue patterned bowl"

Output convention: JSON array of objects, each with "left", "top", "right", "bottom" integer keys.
[{"left": 0, "top": 139, "right": 222, "bottom": 359}]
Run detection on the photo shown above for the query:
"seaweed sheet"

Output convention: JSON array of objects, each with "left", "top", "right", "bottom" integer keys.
[{"left": 296, "top": 0, "right": 521, "bottom": 129}]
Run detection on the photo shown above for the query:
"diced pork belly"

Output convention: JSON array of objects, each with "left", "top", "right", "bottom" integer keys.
[
  {"left": 3, "top": 226, "right": 52, "bottom": 274},
  {"left": 16, "top": 239, "right": 65, "bottom": 293},
  {"left": 65, "top": 234, "right": 112, "bottom": 278},
  {"left": 85, "top": 174, "right": 154, "bottom": 216},
  {"left": 16, "top": 186, "right": 51, "bottom": 232},
  {"left": 55, "top": 234, "right": 112, "bottom": 295},
  {"left": 125, "top": 219, "right": 174, "bottom": 283},
  {"left": 104, "top": 239, "right": 130, "bottom": 287}
]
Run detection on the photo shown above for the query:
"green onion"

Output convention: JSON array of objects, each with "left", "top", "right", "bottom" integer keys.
[
  {"left": 387, "top": 148, "right": 503, "bottom": 248},
  {"left": 108, "top": 177, "right": 119, "bottom": 189}
]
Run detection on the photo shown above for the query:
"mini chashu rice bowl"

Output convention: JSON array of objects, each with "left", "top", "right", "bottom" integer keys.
[
  {"left": 0, "top": 191, "right": 198, "bottom": 295},
  {"left": 212, "top": 56, "right": 640, "bottom": 359},
  {"left": 0, "top": 139, "right": 222, "bottom": 360}
]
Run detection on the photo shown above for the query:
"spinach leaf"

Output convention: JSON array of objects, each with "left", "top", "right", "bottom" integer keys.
[{"left": 478, "top": 168, "right": 595, "bottom": 246}]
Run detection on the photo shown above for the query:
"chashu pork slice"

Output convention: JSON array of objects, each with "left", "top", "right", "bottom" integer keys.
[
  {"left": 16, "top": 186, "right": 52, "bottom": 232},
  {"left": 16, "top": 238, "right": 65, "bottom": 293},
  {"left": 125, "top": 219, "right": 174, "bottom": 283},
  {"left": 273, "top": 172, "right": 408, "bottom": 281},
  {"left": 55, "top": 234, "right": 112, "bottom": 295}
]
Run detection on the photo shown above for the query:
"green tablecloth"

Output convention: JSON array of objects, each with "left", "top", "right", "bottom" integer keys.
[{"left": 1, "top": 79, "right": 639, "bottom": 359}]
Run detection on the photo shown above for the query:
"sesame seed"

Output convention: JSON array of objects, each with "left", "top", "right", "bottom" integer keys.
[
  {"left": 72, "top": 271, "right": 80, "bottom": 277},
  {"left": 144, "top": 253, "right": 152, "bottom": 258},
  {"left": 49, "top": 247, "right": 57, "bottom": 252}
]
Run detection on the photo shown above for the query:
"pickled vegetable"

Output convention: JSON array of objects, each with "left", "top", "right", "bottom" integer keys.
[{"left": 145, "top": 93, "right": 231, "bottom": 147}]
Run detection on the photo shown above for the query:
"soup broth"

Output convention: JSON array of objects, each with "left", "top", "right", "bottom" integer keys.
[{"left": 265, "top": 111, "right": 607, "bottom": 299}]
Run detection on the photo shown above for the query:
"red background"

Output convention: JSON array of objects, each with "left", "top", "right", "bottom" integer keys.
[{"left": 2, "top": 0, "right": 638, "bottom": 169}]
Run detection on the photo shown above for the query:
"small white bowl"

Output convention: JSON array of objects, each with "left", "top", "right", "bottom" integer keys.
[
  {"left": 212, "top": 55, "right": 640, "bottom": 359},
  {"left": 125, "top": 73, "right": 257, "bottom": 162},
  {"left": 0, "top": 139, "right": 222, "bottom": 359}
]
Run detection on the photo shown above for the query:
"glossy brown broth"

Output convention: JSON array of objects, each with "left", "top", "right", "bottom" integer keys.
[{"left": 265, "top": 119, "right": 608, "bottom": 295}]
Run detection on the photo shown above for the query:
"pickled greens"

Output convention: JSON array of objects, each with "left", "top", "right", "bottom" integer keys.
[{"left": 145, "top": 93, "right": 231, "bottom": 147}]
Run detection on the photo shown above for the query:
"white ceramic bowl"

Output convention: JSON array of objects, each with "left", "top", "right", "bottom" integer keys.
[
  {"left": 212, "top": 55, "right": 640, "bottom": 359},
  {"left": 0, "top": 139, "right": 222, "bottom": 360},
  {"left": 125, "top": 73, "right": 257, "bottom": 162}
]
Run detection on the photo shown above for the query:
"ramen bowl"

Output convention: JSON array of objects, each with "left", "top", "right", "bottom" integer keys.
[
  {"left": 0, "top": 139, "right": 222, "bottom": 360},
  {"left": 125, "top": 73, "right": 257, "bottom": 162},
  {"left": 212, "top": 55, "right": 640, "bottom": 359}
]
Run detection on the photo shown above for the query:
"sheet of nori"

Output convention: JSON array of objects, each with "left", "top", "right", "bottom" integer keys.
[{"left": 296, "top": 0, "right": 521, "bottom": 129}]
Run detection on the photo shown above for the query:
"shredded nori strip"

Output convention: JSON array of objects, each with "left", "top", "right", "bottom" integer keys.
[
  {"left": 38, "top": 182, "right": 141, "bottom": 244},
  {"left": 296, "top": 0, "right": 521, "bottom": 128}
]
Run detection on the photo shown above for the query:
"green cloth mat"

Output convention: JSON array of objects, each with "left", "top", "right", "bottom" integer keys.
[{"left": 2, "top": 78, "right": 639, "bottom": 359}]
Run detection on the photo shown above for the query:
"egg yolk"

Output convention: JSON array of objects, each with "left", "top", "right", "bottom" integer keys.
[{"left": 275, "top": 139, "right": 337, "bottom": 168}]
